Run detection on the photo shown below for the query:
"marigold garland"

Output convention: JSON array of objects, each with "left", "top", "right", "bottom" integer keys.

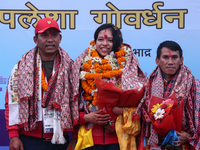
[
  {"left": 80, "top": 40, "right": 131, "bottom": 110},
  {"left": 83, "top": 63, "right": 91, "bottom": 71},
  {"left": 81, "top": 80, "right": 93, "bottom": 94},
  {"left": 41, "top": 70, "right": 48, "bottom": 91},
  {"left": 90, "top": 40, "right": 95, "bottom": 45},
  {"left": 117, "top": 57, "right": 126, "bottom": 64},
  {"left": 115, "top": 48, "right": 126, "bottom": 57}
]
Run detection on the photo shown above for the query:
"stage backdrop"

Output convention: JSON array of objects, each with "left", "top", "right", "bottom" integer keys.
[{"left": 0, "top": 0, "right": 200, "bottom": 147}]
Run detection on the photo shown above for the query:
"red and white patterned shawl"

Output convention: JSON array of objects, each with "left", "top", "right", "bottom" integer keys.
[
  {"left": 71, "top": 43, "right": 147, "bottom": 114},
  {"left": 17, "top": 46, "right": 79, "bottom": 131},
  {"left": 134, "top": 65, "right": 200, "bottom": 149}
]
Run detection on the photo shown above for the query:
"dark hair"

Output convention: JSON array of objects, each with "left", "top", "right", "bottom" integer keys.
[
  {"left": 94, "top": 23, "right": 123, "bottom": 53},
  {"left": 157, "top": 40, "right": 183, "bottom": 59}
]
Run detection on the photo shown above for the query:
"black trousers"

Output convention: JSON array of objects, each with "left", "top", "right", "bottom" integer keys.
[
  {"left": 83, "top": 143, "right": 120, "bottom": 150},
  {"left": 19, "top": 134, "right": 69, "bottom": 150}
]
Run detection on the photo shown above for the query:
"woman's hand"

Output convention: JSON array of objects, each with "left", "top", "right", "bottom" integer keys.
[
  {"left": 84, "top": 110, "right": 111, "bottom": 125},
  {"left": 112, "top": 106, "right": 123, "bottom": 115}
]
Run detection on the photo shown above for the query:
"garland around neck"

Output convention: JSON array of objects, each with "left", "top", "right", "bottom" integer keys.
[{"left": 79, "top": 40, "right": 132, "bottom": 111}]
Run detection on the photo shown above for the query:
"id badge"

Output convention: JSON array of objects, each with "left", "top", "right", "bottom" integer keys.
[{"left": 43, "top": 108, "right": 54, "bottom": 133}]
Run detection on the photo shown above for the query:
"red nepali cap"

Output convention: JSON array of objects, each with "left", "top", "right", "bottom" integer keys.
[{"left": 35, "top": 18, "right": 61, "bottom": 35}]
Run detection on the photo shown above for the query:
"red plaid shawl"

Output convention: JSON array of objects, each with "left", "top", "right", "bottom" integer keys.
[
  {"left": 17, "top": 46, "right": 79, "bottom": 131},
  {"left": 134, "top": 65, "right": 200, "bottom": 149},
  {"left": 71, "top": 43, "right": 147, "bottom": 124}
]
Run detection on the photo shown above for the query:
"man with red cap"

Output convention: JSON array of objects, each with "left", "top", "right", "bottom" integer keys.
[{"left": 5, "top": 18, "right": 79, "bottom": 150}]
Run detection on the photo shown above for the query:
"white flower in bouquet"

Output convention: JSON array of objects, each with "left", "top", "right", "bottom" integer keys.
[{"left": 154, "top": 108, "right": 165, "bottom": 120}]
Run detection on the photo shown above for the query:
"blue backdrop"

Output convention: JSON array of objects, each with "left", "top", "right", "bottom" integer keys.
[{"left": 0, "top": 0, "right": 200, "bottom": 148}]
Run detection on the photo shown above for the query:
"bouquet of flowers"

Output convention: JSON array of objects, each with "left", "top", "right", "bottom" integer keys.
[
  {"left": 148, "top": 93, "right": 184, "bottom": 136},
  {"left": 95, "top": 78, "right": 144, "bottom": 133}
]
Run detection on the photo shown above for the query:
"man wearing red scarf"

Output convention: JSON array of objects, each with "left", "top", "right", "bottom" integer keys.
[
  {"left": 134, "top": 40, "right": 200, "bottom": 150},
  {"left": 5, "top": 18, "right": 79, "bottom": 150}
]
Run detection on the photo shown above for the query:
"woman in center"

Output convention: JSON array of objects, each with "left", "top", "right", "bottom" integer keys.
[{"left": 71, "top": 23, "right": 147, "bottom": 150}]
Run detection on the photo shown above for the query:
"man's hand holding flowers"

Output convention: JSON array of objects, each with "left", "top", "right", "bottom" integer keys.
[
  {"left": 148, "top": 93, "right": 184, "bottom": 136},
  {"left": 172, "top": 131, "right": 191, "bottom": 146}
]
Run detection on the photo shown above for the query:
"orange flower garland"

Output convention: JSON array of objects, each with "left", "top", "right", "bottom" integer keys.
[
  {"left": 41, "top": 70, "right": 52, "bottom": 92},
  {"left": 41, "top": 70, "right": 48, "bottom": 91},
  {"left": 80, "top": 40, "right": 131, "bottom": 110}
]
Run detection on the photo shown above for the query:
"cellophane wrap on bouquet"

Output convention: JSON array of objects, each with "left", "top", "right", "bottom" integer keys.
[
  {"left": 95, "top": 78, "right": 144, "bottom": 133},
  {"left": 148, "top": 92, "right": 184, "bottom": 136}
]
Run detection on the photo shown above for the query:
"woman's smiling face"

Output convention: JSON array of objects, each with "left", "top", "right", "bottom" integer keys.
[{"left": 95, "top": 29, "right": 113, "bottom": 57}]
